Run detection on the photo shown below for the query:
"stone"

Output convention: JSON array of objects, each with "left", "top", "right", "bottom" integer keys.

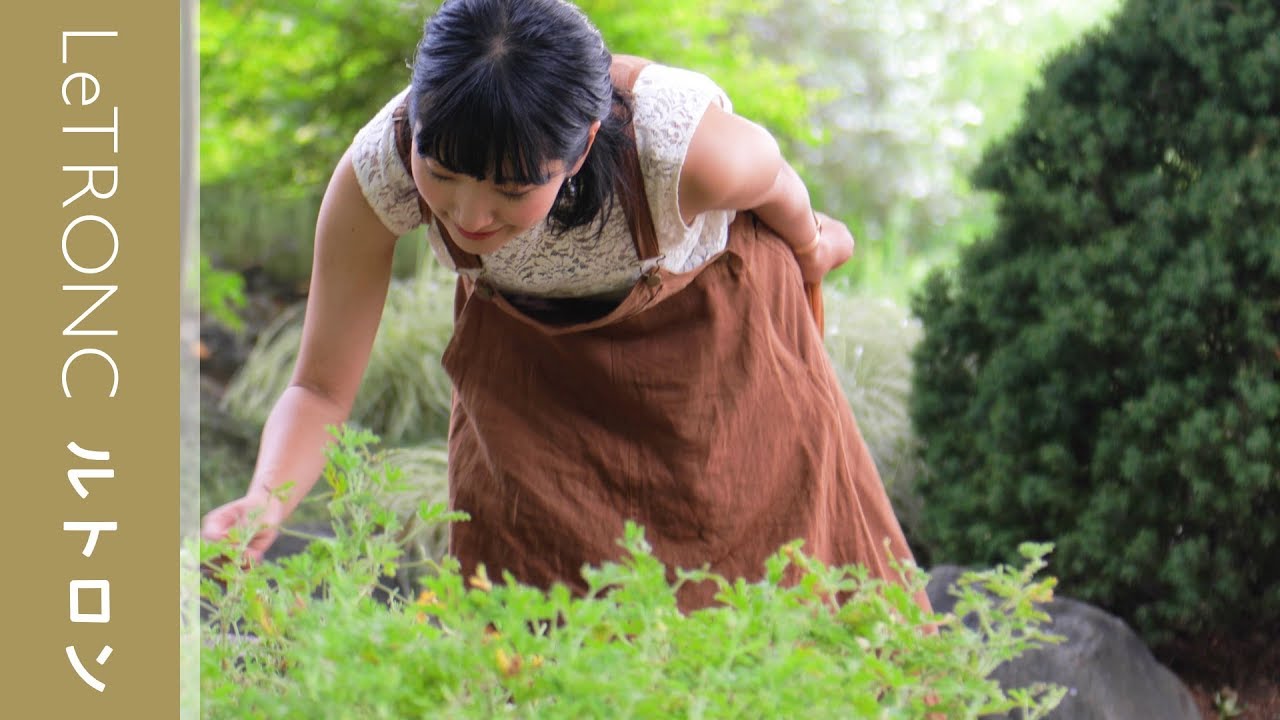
[{"left": 926, "top": 565, "right": 1201, "bottom": 720}]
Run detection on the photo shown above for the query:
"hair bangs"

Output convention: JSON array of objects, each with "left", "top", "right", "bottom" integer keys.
[
  {"left": 414, "top": 73, "right": 558, "bottom": 187},
  {"left": 411, "top": 0, "right": 632, "bottom": 236}
]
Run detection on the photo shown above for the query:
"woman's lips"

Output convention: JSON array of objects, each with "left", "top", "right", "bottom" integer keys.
[{"left": 455, "top": 225, "right": 500, "bottom": 241}]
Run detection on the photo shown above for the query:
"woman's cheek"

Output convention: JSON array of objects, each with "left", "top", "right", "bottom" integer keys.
[{"left": 507, "top": 187, "right": 563, "bottom": 230}]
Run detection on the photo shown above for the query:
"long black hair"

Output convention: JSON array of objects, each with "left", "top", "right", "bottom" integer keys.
[{"left": 409, "top": 0, "right": 635, "bottom": 235}]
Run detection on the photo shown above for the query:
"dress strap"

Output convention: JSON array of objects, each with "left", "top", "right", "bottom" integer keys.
[{"left": 611, "top": 55, "right": 661, "bottom": 263}]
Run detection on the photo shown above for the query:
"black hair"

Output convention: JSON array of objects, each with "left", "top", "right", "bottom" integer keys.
[{"left": 409, "top": 0, "right": 635, "bottom": 235}]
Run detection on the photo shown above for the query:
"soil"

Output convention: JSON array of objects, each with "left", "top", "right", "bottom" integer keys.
[{"left": 1161, "top": 631, "right": 1280, "bottom": 720}]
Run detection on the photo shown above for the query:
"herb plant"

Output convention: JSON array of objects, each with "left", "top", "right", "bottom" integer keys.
[{"left": 195, "top": 427, "right": 1064, "bottom": 719}]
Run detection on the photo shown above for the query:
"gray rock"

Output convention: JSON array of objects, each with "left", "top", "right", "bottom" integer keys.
[{"left": 926, "top": 565, "right": 1200, "bottom": 720}]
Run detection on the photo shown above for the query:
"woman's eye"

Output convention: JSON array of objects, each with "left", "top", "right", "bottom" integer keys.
[
  {"left": 428, "top": 171, "right": 454, "bottom": 183},
  {"left": 499, "top": 188, "right": 531, "bottom": 200}
]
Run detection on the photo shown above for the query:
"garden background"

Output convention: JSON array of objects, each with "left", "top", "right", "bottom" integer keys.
[{"left": 195, "top": 0, "right": 1278, "bottom": 717}]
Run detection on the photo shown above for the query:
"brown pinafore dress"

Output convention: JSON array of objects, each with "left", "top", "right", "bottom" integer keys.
[{"left": 394, "top": 57, "right": 922, "bottom": 612}]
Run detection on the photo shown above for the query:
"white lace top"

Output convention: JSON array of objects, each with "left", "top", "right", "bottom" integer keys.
[{"left": 350, "top": 64, "right": 736, "bottom": 299}]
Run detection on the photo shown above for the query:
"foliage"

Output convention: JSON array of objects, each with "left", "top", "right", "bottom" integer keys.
[
  {"left": 200, "top": 0, "right": 424, "bottom": 191},
  {"left": 910, "top": 0, "right": 1280, "bottom": 644},
  {"left": 200, "top": 252, "right": 248, "bottom": 331},
  {"left": 585, "top": 0, "right": 815, "bottom": 146},
  {"left": 200, "top": 0, "right": 814, "bottom": 190},
  {"left": 199, "top": 401, "right": 262, "bottom": 518},
  {"left": 751, "top": 0, "right": 1120, "bottom": 300},
  {"left": 195, "top": 426, "right": 1065, "bottom": 719},
  {"left": 376, "top": 441, "right": 452, "bottom": 572}
]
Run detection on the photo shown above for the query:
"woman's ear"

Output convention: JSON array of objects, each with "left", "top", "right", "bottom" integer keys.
[{"left": 570, "top": 120, "right": 603, "bottom": 176}]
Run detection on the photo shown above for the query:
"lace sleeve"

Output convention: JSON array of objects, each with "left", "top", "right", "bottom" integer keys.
[
  {"left": 631, "top": 65, "right": 735, "bottom": 273},
  {"left": 349, "top": 86, "right": 426, "bottom": 237}
]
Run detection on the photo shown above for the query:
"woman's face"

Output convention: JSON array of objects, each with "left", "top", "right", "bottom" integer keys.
[{"left": 410, "top": 144, "right": 569, "bottom": 255}]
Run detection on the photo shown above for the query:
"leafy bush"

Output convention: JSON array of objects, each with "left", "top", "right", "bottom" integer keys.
[
  {"left": 752, "top": 0, "right": 1120, "bottom": 299},
  {"left": 195, "top": 427, "right": 1064, "bottom": 719},
  {"left": 200, "top": 253, "right": 248, "bottom": 331},
  {"left": 910, "top": 0, "right": 1280, "bottom": 644}
]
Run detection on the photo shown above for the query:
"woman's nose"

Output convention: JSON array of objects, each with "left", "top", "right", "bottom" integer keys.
[{"left": 452, "top": 186, "right": 495, "bottom": 232}]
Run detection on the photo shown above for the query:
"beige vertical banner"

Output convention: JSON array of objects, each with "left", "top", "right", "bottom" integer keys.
[{"left": 0, "top": 2, "right": 180, "bottom": 717}]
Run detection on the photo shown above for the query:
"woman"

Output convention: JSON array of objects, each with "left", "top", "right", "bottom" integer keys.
[{"left": 203, "top": 0, "right": 921, "bottom": 611}]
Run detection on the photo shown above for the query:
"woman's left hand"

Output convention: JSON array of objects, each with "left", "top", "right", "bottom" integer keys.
[{"left": 793, "top": 211, "right": 854, "bottom": 284}]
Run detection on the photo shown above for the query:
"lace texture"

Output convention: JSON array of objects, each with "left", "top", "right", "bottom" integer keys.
[
  {"left": 349, "top": 64, "right": 735, "bottom": 297},
  {"left": 350, "top": 87, "right": 425, "bottom": 237}
]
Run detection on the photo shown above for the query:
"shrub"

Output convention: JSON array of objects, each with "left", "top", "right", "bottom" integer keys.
[
  {"left": 910, "top": 0, "right": 1280, "bottom": 644},
  {"left": 194, "top": 427, "right": 1065, "bottom": 719},
  {"left": 199, "top": 253, "right": 248, "bottom": 331}
]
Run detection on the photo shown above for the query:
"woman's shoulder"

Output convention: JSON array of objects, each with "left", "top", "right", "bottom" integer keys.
[
  {"left": 348, "top": 85, "right": 425, "bottom": 237},
  {"left": 631, "top": 63, "right": 732, "bottom": 117},
  {"left": 630, "top": 63, "right": 732, "bottom": 169}
]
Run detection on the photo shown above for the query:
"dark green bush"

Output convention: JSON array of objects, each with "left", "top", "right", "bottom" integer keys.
[{"left": 910, "top": 0, "right": 1280, "bottom": 644}]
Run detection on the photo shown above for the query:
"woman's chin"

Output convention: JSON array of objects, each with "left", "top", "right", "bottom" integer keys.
[
  {"left": 458, "top": 237, "right": 508, "bottom": 255},
  {"left": 448, "top": 226, "right": 513, "bottom": 255}
]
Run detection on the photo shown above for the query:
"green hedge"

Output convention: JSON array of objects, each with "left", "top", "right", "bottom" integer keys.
[{"left": 910, "top": 0, "right": 1280, "bottom": 644}]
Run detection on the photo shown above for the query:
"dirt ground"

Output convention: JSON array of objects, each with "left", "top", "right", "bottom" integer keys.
[{"left": 1164, "top": 631, "right": 1279, "bottom": 720}]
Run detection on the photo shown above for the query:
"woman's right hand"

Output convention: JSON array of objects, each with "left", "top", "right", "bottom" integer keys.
[
  {"left": 198, "top": 149, "right": 398, "bottom": 569},
  {"left": 792, "top": 211, "right": 855, "bottom": 285},
  {"left": 200, "top": 493, "right": 285, "bottom": 566}
]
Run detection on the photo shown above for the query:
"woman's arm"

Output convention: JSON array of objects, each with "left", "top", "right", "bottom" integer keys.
[
  {"left": 203, "top": 148, "right": 398, "bottom": 556},
  {"left": 678, "top": 103, "right": 853, "bottom": 284}
]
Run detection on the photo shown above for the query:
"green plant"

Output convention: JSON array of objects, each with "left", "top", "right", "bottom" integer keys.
[
  {"left": 200, "top": 0, "right": 815, "bottom": 191},
  {"left": 374, "top": 440, "right": 452, "bottom": 578},
  {"left": 200, "top": 253, "right": 248, "bottom": 331},
  {"left": 910, "top": 0, "right": 1280, "bottom": 644},
  {"left": 1212, "top": 687, "right": 1243, "bottom": 720},
  {"left": 753, "top": 0, "right": 1120, "bottom": 302},
  {"left": 195, "top": 426, "right": 1066, "bottom": 719}
]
